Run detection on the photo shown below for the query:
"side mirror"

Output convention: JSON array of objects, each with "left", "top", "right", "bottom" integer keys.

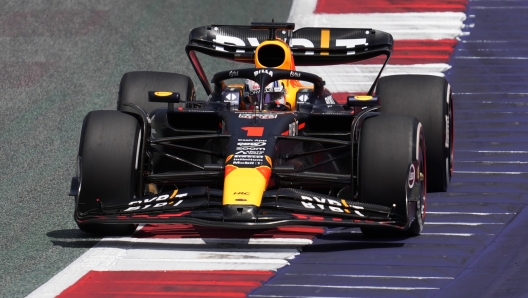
[{"left": 149, "top": 91, "right": 181, "bottom": 112}]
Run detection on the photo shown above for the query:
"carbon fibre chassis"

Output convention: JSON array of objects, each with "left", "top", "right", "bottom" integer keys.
[{"left": 75, "top": 187, "right": 415, "bottom": 230}]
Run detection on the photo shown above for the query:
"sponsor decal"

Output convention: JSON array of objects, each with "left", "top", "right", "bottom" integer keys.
[
  {"left": 298, "top": 94, "right": 309, "bottom": 102},
  {"left": 211, "top": 33, "right": 366, "bottom": 56},
  {"left": 154, "top": 91, "right": 173, "bottom": 97},
  {"left": 213, "top": 34, "right": 260, "bottom": 52},
  {"left": 335, "top": 38, "right": 367, "bottom": 55},
  {"left": 290, "top": 37, "right": 366, "bottom": 55},
  {"left": 299, "top": 196, "right": 366, "bottom": 216},
  {"left": 233, "top": 139, "right": 267, "bottom": 165},
  {"left": 320, "top": 29, "right": 330, "bottom": 55},
  {"left": 225, "top": 93, "right": 238, "bottom": 101},
  {"left": 290, "top": 71, "right": 301, "bottom": 78},
  {"left": 290, "top": 38, "right": 315, "bottom": 55},
  {"left": 354, "top": 95, "right": 373, "bottom": 100},
  {"left": 236, "top": 141, "right": 266, "bottom": 147},
  {"left": 229, "top": 70, "right": 239, "bottom": 77},
  {"left": 235, "top": 151, "right": 265, "bottom": 155},
  {"left": 324, "top": 95, "right": 335, "bottom": 104},
  {"left": 300, "top": 195, "right": 344, "bottom": 212},
  {"left": 233, "top": 158, "right": 264, "bottom": 166},
  {"left": 236, "top": 147, "right": 265, "bottom": 151},
  {"left": 408, "top": 164, "right": 416, "bottom": 188},
  {"left": 123, "top": 193, "right": 187, "bottom": 212},
  {"left": 238, "top": 114, "right": 278, "bottom": 119},
  {"left": 254, "top": 69, "right": 273, "bottom": 77}
]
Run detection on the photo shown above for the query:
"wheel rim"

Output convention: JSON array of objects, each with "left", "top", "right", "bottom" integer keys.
[
  {"left": 441, "top": 86, "right": 454, "bottom": 191},
  {"left": 449, "top": 93, "right": 454, "bottom": 178},
  {"left": 445, "top": 88, "right": 454, "bottom": 182},
  {"left": 420, "top": 126, "right": 427, "bottom": 222}
]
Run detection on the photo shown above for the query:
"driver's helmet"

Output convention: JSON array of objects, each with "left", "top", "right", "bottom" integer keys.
[{"left": 243, "top": 79, "right": 286, "bottom": 108}]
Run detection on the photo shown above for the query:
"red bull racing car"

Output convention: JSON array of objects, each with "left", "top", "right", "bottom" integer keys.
[{"left": 70, "top": 23, "right": 453, "bottom": 236}]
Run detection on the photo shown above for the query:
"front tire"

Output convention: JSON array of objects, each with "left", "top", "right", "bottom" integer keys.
[
  {"left": 358, "top": 114, "right": 426, "bottom": 237},
  {"left": 75, "top": 110, "right": 141, "bottom": 235},
  {"left": 377, "top": 75, "right": 453, "bottom": 192}
]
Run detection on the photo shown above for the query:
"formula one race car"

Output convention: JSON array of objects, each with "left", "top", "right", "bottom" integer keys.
[{"left": 70, "top": 22, "right": 453, "bottom": 237}]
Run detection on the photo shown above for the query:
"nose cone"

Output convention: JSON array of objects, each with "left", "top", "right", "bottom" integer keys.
[
  {"left": 222, "top": 205, "right": 259, "bottom": 221},
  {"left": 223, "top": 166, "right": 271, "bottom": 206}
]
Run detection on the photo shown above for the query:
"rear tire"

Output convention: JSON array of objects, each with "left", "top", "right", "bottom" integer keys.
[
  {"left": 358, "top": 114, "right": 426, "bottom": 237},
  {"left": 118, "top": 71, "right": 195, "bottom": 115},
  {"left": 377, "top": 75, "right": 453, "bottom": 192},
  {"left": 75, "top": 110, "right": 141, "bottom": 235}
]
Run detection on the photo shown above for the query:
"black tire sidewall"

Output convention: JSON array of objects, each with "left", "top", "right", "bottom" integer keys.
[
  {"left": 75, "top": 110, "right": 140, "bottom": 235},
  {"left": 359, "top": 114, "right": 420, "bottom": 217},
  {"left": 377, "top": 74, "right": 451, "bottom": 192}
]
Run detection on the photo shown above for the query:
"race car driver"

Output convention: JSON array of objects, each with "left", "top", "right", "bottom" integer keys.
[{"left": 243, "top": 79, "right": 290, "bottom": 111}]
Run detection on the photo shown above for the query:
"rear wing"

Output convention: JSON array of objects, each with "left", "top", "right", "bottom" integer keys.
[
  {"left": 185, "top": 24, "right": 393, "bottom": 95},
  {"left": 186, "top": 25, "right": 393, "bottom": 65}
]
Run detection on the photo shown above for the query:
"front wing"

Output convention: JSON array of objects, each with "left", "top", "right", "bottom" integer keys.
[{"left": 75, "top": 187, "right": 411, "bottom": 230}]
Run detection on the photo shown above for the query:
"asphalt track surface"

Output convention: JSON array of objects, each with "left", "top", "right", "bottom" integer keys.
[
  {"left": 2, "top": 1, "right": 528, "bottom": 298},
  {"left": 0, "top": 1, "right": 291, "bottom": 297}
]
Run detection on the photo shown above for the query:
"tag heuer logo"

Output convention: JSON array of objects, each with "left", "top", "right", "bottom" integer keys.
[
  {"left": 298, "top": 95, "right": 309, "bottom": 102},
  {"left": 225, "top": 93, "right": 237, "bottom": 101}
]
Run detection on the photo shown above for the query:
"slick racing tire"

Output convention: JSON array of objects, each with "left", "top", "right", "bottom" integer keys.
[
  {"left": 358, "top": 114, "right": 426, "bottom": 237},
  {"left": 75, "top": 110, "right": 141, "bottom": 236},
  {"left": 377, "top": 75, "right": 453, "bottom": 192},
  {"left": 118, "top": 71, "right": 195, "bottom": 115}
]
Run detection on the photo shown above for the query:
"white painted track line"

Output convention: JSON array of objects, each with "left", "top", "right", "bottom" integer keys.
[{"left": 27, "top": 235, "right": 315, "bottom": 298}]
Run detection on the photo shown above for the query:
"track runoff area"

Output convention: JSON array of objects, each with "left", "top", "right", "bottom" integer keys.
[{"left": 30, "top": 0, "right": 528, "bottom": 297}]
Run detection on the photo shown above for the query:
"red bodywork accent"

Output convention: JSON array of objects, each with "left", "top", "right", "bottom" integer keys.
[
  {"left": 133, "top": 224, "right": 324, "bottom": 239},
  {"left": 255, "top": 166, "right": 272, "bottom": 180},
  {"left": 224, "top": 164, "right": 238, "bottom": 177},
  {"left": 241, "top": 127, "right": 264, "bottom": 137},
  {"left": 131, "top": 215, "right": 151, "bottom": 218},
  {"left": 292, "top": 213, "right": 324, "bottom": 221},
  {"left": 158, "top": 211, "right": 191, "bottom": 218},
  {"left": 187, "top": 50, "right": 209, "bottom": 88}
]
